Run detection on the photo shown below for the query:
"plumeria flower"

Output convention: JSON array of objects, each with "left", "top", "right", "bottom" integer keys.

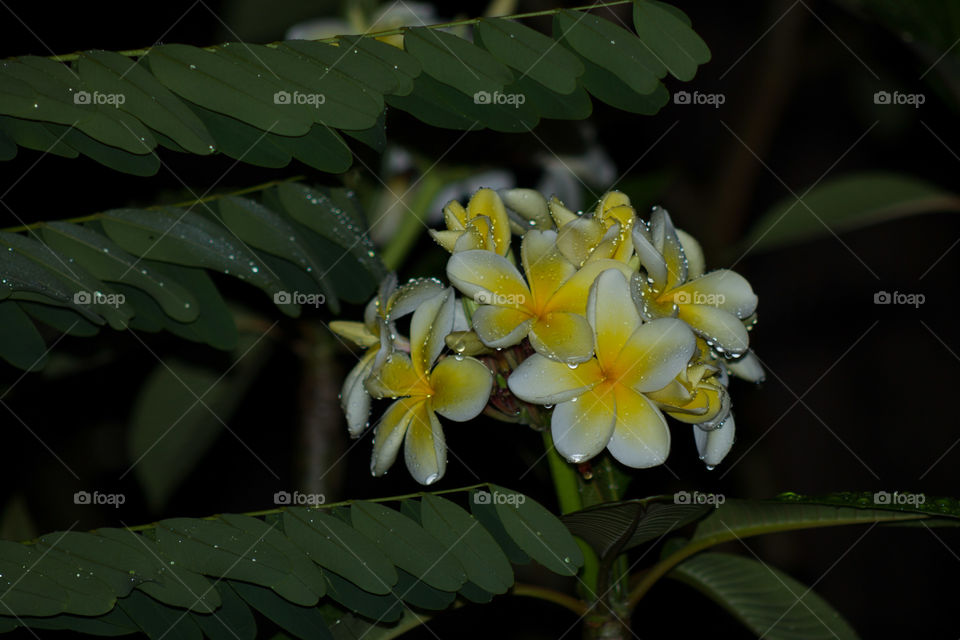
[
  {"left": 364, "top": 288, "right": 493, "bottom": 484},
  {"left": 499, "top": 188, "right": 554, "bottom": 233},
  {"left": 631, "top": 206, "right": 758, "bottom": 357},
  {"left": 447, "top": 229, "right": 631, "bottom": 363},
  {"left": 429, "top": 188, "right": 512, "bottom": 256},
  {"left": 329, "top": 274, "right": 445, "bottom": 436},
  {"left": 694, "top": 417, "right": 736, "bottom": 468},
  {"left": 550, "top": 191, "right": 636, "bottom": 267},
  {"left": 508, "top": 269, "right": 696, "bottom": 467}
]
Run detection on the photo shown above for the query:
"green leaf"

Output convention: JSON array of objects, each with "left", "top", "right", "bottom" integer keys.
[
  {"left": 1, "top": 57, "right": 155, "bottom": 154},
  {"left": 511, "top": 76, "right": 592, "bottom": 121},
  {"left": 337, "top": 36, "right": 421, "bottom": 96},
  {"left": 488, "top": 484, "right": 583, "bottom": 576},
  {"left": 190, "top": 577, "right": 257, "bottom": 640},
  {"left": 469, "top": 490, "right": 530, "bottom": 565},
  {"left": 385, "top": 75, "right": 479, "bottom": 130},
  {"left": 19, "top": 300, "right": 100, "bottom": 337},
  {"left": 475, "top": 18, "right": 584, "bottom": 94},
  {"left": 75, "top": 50, "right": 216, "bottom": 155},
  {"left": 0, "top": 301, "right": 48, "bottom": 370},
  {"left": 145, "top": 44, "right": 312, "bottom": 136},
  {"left": 349, "top": 501, "right": 467, "bottom": 591},
  {"left": 0, "top": 539, "right": 117, "bottom": 616},
  {"left": 230, "top": 581, "right": 333, "bottom": 640},
  {"left": 403, "top": 27, "right": 514, "bottom": 98},
  {"left": 55, "top": 123, "right": 161, "bottom": 176},
  {"left": 282, "top": 508, "right": 398, "bottom": 595},
  {"left": 553, "top": 10, "right": 663, "bottom": 95},
  {"left": 0, "top": 541, "right": 69, "bottom": 616},
  {"left": 271, "top": 125, "right": 352, "bottom": 173},
  {"left": 744, "top": 172, "right": 960, "bottom": 251},
  {"left": 129, "top": 336, "right": 272, "bottom": 511},
  {"left": 562, "top": 499, "right": 711, "bottom": 558},
  {"left": 341, "top": 111, "right": 387, "bottom": 153},
  {"left": 323, "top": 571, "right": 402, "bottom": 623},
  {"left": 633, "top": 0, "right": 711, "bottom": 81},
  {"left": 320, "top": 605, "right": 426, "bottom": 640},
  {"left": 117, "top": 589, "right": 204, "bottom": 640},
  {"left": 156, "top": 517, "right": 317, "bottom": 605},
  {"left": 0, "top": 230, "right": 132, "bottom": 328},
  {"left": 420, "top": 495, "right": 513, "bottom": 594},
  {"left": 391, "top": 568, "right": 455, "bottom": 610},
  {"left": 670, "top": 552, "right": 859, "bottom": 639},
  {"left": 578, "top": 57, "right": 669, "bottom": 115},
  {"left": 13, "top": 607, "right": 138, "bottom": 636},
  {"left": 277, "top": 40, "right": 396, "bottom": 98},
  {"left": 0, "top": 126, "right": 15, "bottom": 160},
  {"left": 0, "top": 115, "right": 78, "bottom": 157},
  {"left": 41, "top": 221, "right": 198, "bottom": 322},
  {"left": 99, "top": 206, "right": 293, "bottom": 314},
  {"left": 189, "top": 103, "right": 293, "bottom": 168}
]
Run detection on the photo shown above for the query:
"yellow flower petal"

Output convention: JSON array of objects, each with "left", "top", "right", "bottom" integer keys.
[
  {"left": 596, "top": 190, "right": 631, "bottom": 216},
  {"left": 670, "top": 270, "right": 758, "bottom": 318},
  {"left": 546, "top": 259, "right": 633, "bottom": 315},
  {"left": 676, "top": 304, "right": 750, "bottom": 356},
  {"left": 446, "top": 250, "right": 531, "bottom": 303},
  {"left": 587, "top": 270, "right": 641, "bottom": 370},
  {"left": 677, "top": 229, "right": 705, "bottom": 279},
  {"left": 405, "top": 400, "right": 446, "bottom": 484},
  {"left": 551, "top": 383, "right": 617, "bottom": 463},
  {"left": 507, "top": 354, "right": 603, "bottom": 405},
  {"left": 466, "top": 188, "right": 511, "bottom": 256},
  {"left": 521, "top": 230, "right": 576, "bottom": 310},
  {"left": 631, "top": 223, "right": 668, "bottom": 289},
  {"left": 557, "top": 216, "right": 606, "bottom": 267},
  {"left": 606, "top": 386, "right": 670, "bottom": 468},
  {"left": 500, "top": 188, "right": 553, "bottom": 230},
  {"left": 548, "top": 196, "right": 578, "bottom": 227},
  {"left": 430, "top": 356, "right": 493, "bottom": 421},
  {"left": 342, "top": 349, "right": 377, "bottom": 436},
  {"left": 582, "top": 223, "right": 619, "bottom": 265},
  {"left": 410, "top": 287, "right": 455, "bottom": 377},
  {"left": 329, "top": 320, "right": 379, "bottom": 349},
  {"left": 529, "top": 311, "right": 595, "bottom": 363},
  {"left": 614, "top": 317, "right": 696, "bottom": 393},
  {"left": 371, "top": 397, "right": 420, "bottom": 477},
  {"left": 429, "top": 229, "right": 462, "bottom": 253},
  {"left": 452, "top": 224, "right": 488, "bottom": 252},
  {"left": 650, "top": 207, "right": 688, "bottom": 290},
  {"left": 471, "top": 305, "right": 534, "bottom": 348},
  {"left": 365, "top": 351, "right": 429, "bottom": 398},
  {"left": 443, "top": 200, "right": 468, "bottom": 230}
]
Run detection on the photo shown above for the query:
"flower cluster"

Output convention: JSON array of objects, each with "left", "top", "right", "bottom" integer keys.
[{"left": 332, "top": 187, "right": 761, "bottom": 485}]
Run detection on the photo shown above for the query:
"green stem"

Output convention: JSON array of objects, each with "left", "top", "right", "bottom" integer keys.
[
  {"left": 38, "top": 1, "right": 632, "bottom": 62},
  {"left": 542, "top": 430, "right": 582, "bottom": 516},
  {"left": 380, "top": 170, "right": 445, "bottom": 271},
  {"left": 512, "top": 583, "right": 590, "bottom": 616}
]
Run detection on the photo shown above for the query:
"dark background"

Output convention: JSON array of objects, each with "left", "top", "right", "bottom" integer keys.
[{"left": 1, "top": 0, "right": 958, "bottom": 637}]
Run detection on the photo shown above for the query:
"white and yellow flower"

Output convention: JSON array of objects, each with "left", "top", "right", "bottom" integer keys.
[
  {"left": 329, "top": 274, "right": 445, "bottom": 436},
  {"left": 631, "top": 206, "right": 758, "bottom": 356},
  {"left": 447, "top": 229, "right": 630, "bottom": 363},
  {"left": 364, "top": 288, "right": 493, "bottom": 484},
  {"left": 429, "top": 188, "right": 512, "bottom": 255},
  {"left": 550, "top": 191, "right": 636, "bottom": 267},
  {"left": 507, "top": 269, "right": 696, "bottom": 467}
]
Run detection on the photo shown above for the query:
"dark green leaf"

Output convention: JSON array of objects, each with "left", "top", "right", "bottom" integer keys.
[
  {"left": 391, "top": 569, "right": 455, "bottom": 610},
  {"left": 633, "top": 0, "right": 711, "bottom": 81},
  {"left": 488, "top": 484, "right": 583, "bottom": 576},
  {"left": 19, "top": 300, "right": 100, "bottom": 337},
  {"left": 323, "top": 571, "right": 402, "bottom": 623},
  {"left": 469, "top": 490, "right": 530, "bottom": 565},
  {"left": 511, "top": 75, "right": 592, "bottom": 121},
  {"left": 189, "top": 103, "right": 292, "bottom": 168},
  {"left": 230, "top": 581, "right": 333, "bottom": 640},
  {"left": 0, "top": 115, "right": 78, "bottom": 157},
  {"left": 403, "top": 27, "right": 513, "bottom": 97},
  {"left": 282, "top": 508, "right": 397, "bottom": 595},
  {"left": 278, "top": 40, "right": 396, "bottom": 97},
  {"left": 475, "top": 18, "right": 584, "bottom": 94},
  {"left": 670, "top": 552, "right": 859, "bottom": 639},
  {"left": 337, "top": 36, "right": 421, "bottom": 96},
  {"left": 0, "top": 301, "right": 48, "bottom": 370},
  {"left": 190, "top": 577, "right": 257, "bottom": 640},
  {"left": 117, "top": 589, "right": 204, "bottom": 640},
  {"left": 578, "top": 57, "right": 669, "bottom": 115},
  {"left": 349, "top": 501, "right": 467, "bottom": 591},
  {"left": 271, "top": 125, "right": 352, "bottom": 173}
]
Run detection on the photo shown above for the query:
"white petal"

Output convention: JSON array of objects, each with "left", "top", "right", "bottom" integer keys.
[
  {"left": 410, "top": 287, "right": 455, "bottom": 376},
  {"left": 615, "top": 318, "right": 696, "bottom": 393},
  {"left": 672, "top": 270, "right": 758, "bottom": 318},
  {"left": 650, "top": 207, "right": 687, "bottom": 289},
  {"left": 371, "top": 399, "right": 417, "bottom": 477},
  {"left": 446, "top": 250, "right": 530, "bottom": 302},
  {"left": 499, "top": 188, "right": 552, "bottom": 229},
  {"left": 404, "top": 402, "right": 447, "bottom": 485},
  {"left": 676, "top": 229, "right": 705, "bottom": 279},
  {"left": 508, "top": 354, "right": 603, "bottom": 405},
  {"left": 430, "top": 356, "right": 493, "bottom": 422},
  {"left": 388, "top": 277, "right": 447, "bottom": 319},
  {"left": 631, "top": 222, "right": 668, "bottom": 289},
  {"left": 606, "top": 387, "right": 670, "bottom": 468},
  {"left": 726, "top": 351, "right": 765, "bottom": 383},
  {"left": 677, "top": 305, "right": 751, "bottom": 356},
  {"left": 551, "top": 386, "right": 617, "bottom": 463},
  {"left": 342, "top": 350, "right": 377, "bottom": 437},
  {"left": 471, "top": 305, "right": 534, "bottom": 348},
  {"left": 694, "top": 416, "right": 736, "bottom": 467}
]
